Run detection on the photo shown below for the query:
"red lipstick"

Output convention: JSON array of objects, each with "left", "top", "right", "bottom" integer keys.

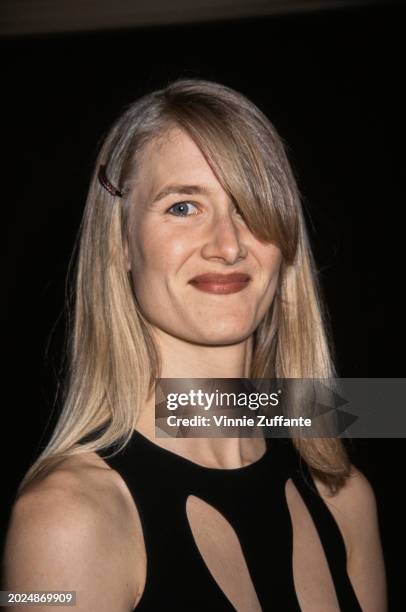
[{"left": 189, "top": 273, "right": 251, "bottom": 294}]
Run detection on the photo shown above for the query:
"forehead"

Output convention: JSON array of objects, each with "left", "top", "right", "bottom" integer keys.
[{"left": 135, "top": 127, "right": 219, "bottom": 199}]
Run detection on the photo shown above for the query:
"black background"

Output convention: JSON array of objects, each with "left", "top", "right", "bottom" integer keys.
[{"left": 2, "top": 2, "right": 404, "bottom": 608}]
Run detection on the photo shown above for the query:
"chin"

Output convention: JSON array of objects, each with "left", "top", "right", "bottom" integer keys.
[
  {"left": 153, "top": 318, "right": 254, "bottom": 345},
  {"left": 194, "top": 326, "right": 252, "bottom": 346}
]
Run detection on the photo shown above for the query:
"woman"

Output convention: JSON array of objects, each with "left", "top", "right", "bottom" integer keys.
[{"left": 2, "top": 78, "right": 387, "bottom": 611}]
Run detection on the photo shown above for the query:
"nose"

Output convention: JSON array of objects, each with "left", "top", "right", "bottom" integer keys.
[{"left": 200, "top": 209, "right": 247, "bottom": 264}]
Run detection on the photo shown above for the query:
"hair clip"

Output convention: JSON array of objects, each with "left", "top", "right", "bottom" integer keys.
[{"left": 98, "top": 164, "right": 123, "bottom": 198}]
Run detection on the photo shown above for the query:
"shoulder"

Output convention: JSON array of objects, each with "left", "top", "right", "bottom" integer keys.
[
  {"left": 3, "top": 453, "right": 142, "bottom": 611},
  {"left": 311, "top": 464, "right": 387, "bottom": 611},
  {"left": 10, "top": 452, "right": 128, "bottom": 536}
]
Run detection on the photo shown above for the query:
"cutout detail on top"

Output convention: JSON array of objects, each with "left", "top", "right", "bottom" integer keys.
[{"left": 186, "top": 494, "right": 262, "bottom": 612}]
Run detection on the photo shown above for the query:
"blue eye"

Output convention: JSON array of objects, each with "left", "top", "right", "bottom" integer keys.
[{"left": 167, "top": 201, "right": 198, "bottom": 217}]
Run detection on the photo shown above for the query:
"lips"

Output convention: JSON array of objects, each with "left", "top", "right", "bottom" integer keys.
[
  {"left": 189, "top": 273, "right": 251, "bottom": 284},
  {"left": 188, "top": 273, "right": 251, "bottom": 294}
]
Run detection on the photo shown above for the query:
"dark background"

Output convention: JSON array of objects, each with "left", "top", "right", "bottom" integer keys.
[{"left": 2, "top": 1, "right": 404, "bottom": 608}]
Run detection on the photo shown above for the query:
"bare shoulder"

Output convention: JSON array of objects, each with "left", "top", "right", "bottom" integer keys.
[
  {"left": 311, "top": 464, "right": 388, "bottom": 612},
  {"left": 3, "top": 453, "right": 143, "bottom": 611}
]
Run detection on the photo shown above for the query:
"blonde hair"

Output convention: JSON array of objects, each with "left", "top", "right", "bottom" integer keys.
[{"left": 17, "top": 78, "right": 350, "bottom": 498}]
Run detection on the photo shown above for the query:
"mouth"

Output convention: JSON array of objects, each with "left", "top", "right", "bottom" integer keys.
[{"left": 188, "top": 273, "right": 251, "bottom": 295}]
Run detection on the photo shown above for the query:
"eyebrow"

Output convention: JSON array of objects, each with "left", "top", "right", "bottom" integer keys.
[{"left": 151, "top": 184, "right": 212, "bottom": 204}]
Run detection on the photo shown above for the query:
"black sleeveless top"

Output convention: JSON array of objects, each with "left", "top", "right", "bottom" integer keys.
[{"left": 96, "top": 430, "right": 362, "bottom": 611}]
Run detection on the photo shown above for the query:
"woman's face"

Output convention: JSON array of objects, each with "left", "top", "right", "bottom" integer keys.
[{"left": 125, "top": 126, "right": 282, "bottom": 345}]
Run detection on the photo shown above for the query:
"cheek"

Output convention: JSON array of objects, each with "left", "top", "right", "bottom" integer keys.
[
  {"left": 259, "top": 244, "right": 283, "bottom": 277},
  {"left": 257, "top": 247, "right": 283, "bottom": 302},
  {"left": 129, "top": 222, "right": 190, "bottom": 280}
]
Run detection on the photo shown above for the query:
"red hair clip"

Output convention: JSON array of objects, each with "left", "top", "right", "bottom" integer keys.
[{"left": 98, "top": 164, "right": 123, "bottom": 198}]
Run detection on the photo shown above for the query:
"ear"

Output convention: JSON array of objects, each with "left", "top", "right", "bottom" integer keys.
[{"left": 124, "top": 240, "right": 131, "bottom": 272}]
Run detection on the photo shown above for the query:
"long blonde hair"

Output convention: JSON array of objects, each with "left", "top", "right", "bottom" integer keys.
[{"left": 17, "top": 78, "right": 350, "bottom": 498}]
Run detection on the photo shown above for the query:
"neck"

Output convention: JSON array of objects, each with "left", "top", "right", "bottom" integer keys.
[
  {"left": 153, "top": 326, "right": 254, "bottom": 378},
  {"left": 135, "top": 327, "right": 266, "bottom": 469}
]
